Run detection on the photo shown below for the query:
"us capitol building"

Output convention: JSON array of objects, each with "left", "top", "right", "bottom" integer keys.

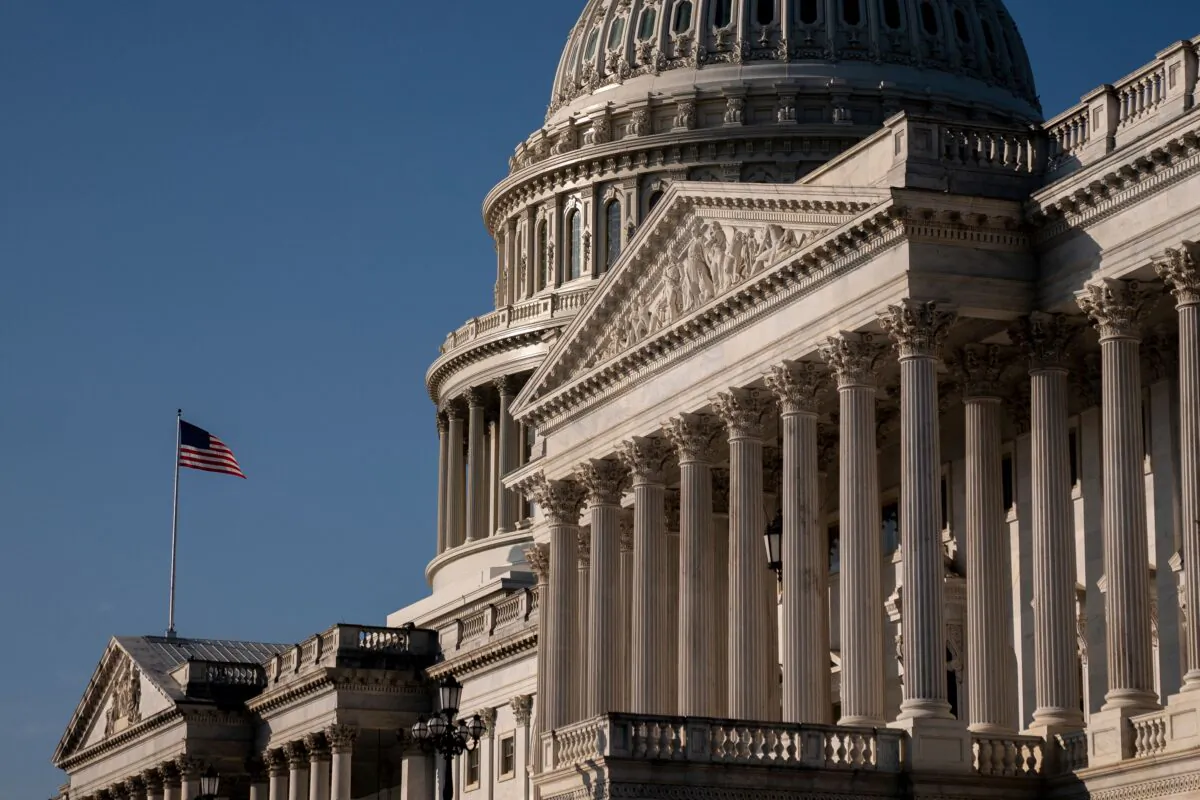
[{"left": 52, "top": 2, "right": 1200, "bottom": 799}]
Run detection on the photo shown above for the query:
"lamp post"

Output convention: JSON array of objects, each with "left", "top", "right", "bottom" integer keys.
[
  {"left": 409, "top": 676, "right": 485, "bottom": 800},
  {"left": 764, "top": 511, "right": 783, "bottom": 583},
  {"left": 194, "top": 766, "right": 220, "bottom": 800}
]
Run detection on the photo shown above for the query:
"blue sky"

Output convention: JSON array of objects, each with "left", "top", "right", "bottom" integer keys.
[{"left": 0, "top": 1, "right": 1194, "bottom": 796}]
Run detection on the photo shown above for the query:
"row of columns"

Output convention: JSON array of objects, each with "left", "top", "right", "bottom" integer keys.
[
  {"left": 81, "top": 757, "right": 205, "bottom": 800},
  {"left": 437, "top": 377, "right": 529, "bottom": 552},
  {"left": 521, "top": 253, "right": 1200, "bottom": 742}
]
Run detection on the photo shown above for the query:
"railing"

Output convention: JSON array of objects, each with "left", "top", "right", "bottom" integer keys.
[
  {"left": 939, "top": 125, "right": 1038, "bottom": 174},
  {"left": 1132, "top": 710, "right": 1169, "bottom": 758},
  {"left": 438, "top": 287, "right": 596, "bottom": 355},
  {"left": 972, "top": 733, "right": 1044, "bottom": 777},
  {"left": 205, "top": 663, "right": 268, "bottom": 687},
  {"left": 544, "top": 715, "right": 903, "bottom": 773},
  {"left": 1056, "top": 730, "right": 1089, "bottom": 772},
  {"left": 264, "top": 624, "right": 438, "bottom": 683},
  {"left": 1045, "top": 108, "right": 1092, "bottom": 172},
  {"left": 439, "top": 588, "right": 539, "bottom": 653},
  {"left": 1117, "top": 62, "right": 1169, "bottom": 131}
]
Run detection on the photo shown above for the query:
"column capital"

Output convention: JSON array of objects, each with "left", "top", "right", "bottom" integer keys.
[
  {"left": 121, "top": 778, "right": 145, "bottom": 797},
  {"left": 174, "top": 757, "right": 203, "bottom": 780},
  {"left": 283, "top": 740, "right": 308, "bottom": 768},
  {"left": 518, "top": 473, "right": 586, "bottom": 524},
  {"left": 304, "top": 732, "right": 330, "bottom": 761},
  {"left": 819, "top": 332, "right": 885, "bottom": 388},
  {"left": 663, "top": 413, "right": 721, "bottom": 463},
  {"left": 1009, "top": 312, "right": 1080, "bottom": 371},
  {"left": 712, "top": 468, "right": 731, "bottom": 515},
  {"left": 1076, "top": 279, "right": 1157, "bottom": 341},
  {"left": 243, "top": 756, "right": 266, "bottom": 784},
  {"left": 713, "top": 388, "right": 771, "bottom": 439},
  {"left": 325, "top": 725, "right": 358, "bottom": 754},
  {"left": 510, "top": 694, "right": 534, "bottom": 726},
  {"left": 575, "top": 458, "right": 630, "bottom": 506},
  {"left": 878, "top": 299, "right": 957, "bottom": 360},
  {"left": 479, "top": 707, "right": 498, "bottom": 737},
  {"left": 618, "top": 517, "right": 634, "bottom": 552},
  {"left": 1154, "top": 241, "right": 1200, "bottom": 308},
  {"left": 442, "top": 400, "right": 465, "bottom": 421},
  {"left": 494, "top": 375, "right": 518, "bottom": 396},
  {"left": 618, "top": 436, "right": 672, "bottom": 484},
  {"left": 577, "top": 528, "right": 591, "bottom": 568},
  {"left": 948, "top": 344, "right": 1009, "bottom": 400},
  {"left": 526, "top": 542, "right": 551, "bottom": 580},
  {"left": 463, "top": 386, "right": 487, "bottom": 408},
  {"left": 141, "top": 768, "right": 164, "bottom": 792},
  {"left": 262, "top": 748, "right": 288, "bottom": 777},
  {"left": 435, "top": 410, "right": 448, "bottom": 434},
  {"left": 158, "top": 763, "right": 181, "bottom": 788},
  {"left": 765, "top": 362, "right": 825, "bottom": 414}
]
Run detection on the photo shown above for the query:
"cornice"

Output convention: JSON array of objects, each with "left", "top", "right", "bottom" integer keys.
[
  {"left": 1028, "top": 114, "right": 1200, "bottom": 245},
  {"left": 247, "top": 671, "right": 335, "bottom": 716},
  {"left": 425, "top": 627, "right": 536, "bottom": 681},
  {"left": 58, "top": 709, "right": 183, "bottom": 771},
  {"left": 427, "top": 328, "right": 556, "bottom": 405}
]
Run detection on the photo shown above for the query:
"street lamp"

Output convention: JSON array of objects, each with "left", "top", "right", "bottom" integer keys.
[
  {"left": 195, "top": 766, "right": 220, "bottom": 800},
  {"left": 408, "top": 676, "right": 484, "bottom": 800},
  {"left": 764, "top": 511, "right": 783, "bottom": 583}
]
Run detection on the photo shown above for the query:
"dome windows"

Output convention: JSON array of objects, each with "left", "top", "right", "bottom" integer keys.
[
  {"left": 536, "top": 221, "right": 550, "bottom": 291},
  {"left": 637, "top": 6, "right": 658, "bottom": 40},
  {"left": 584, "top": 28, "right": 600, "bottom": 60},
  {"left": 608, "top": 17, "right": 626, "bottom": 49},
  {"left": 797, "top": 0, "right": 820, "bottom": 25},
  {"left": 842, "top": 0, "right": 863, "bottom": 26},
  {"left": 981, "top": 19, "right": 997, "bottom": 53},
  {"left": 953, "top": 7, "right": 971, "bottom": 43},
  {"left": 672, "top": 1, "right": 694, "bottom": 34},
  {"left": 755, "top": 0, "right": 776, "bottom": 25},
  {"left": 566, "top": 209, "right": 583, "bottom": 281},
  {"left": 920, "top": 1, "right": 939, "bottom": 36},
  {"left": 881, "top": 0, "right": 903, "bottom": 30},
  {"left": 603, "top": 200, "right": 622, "bottom": 273},
  {"left": 712, "top": 0, "right": 733, "bottom": 28}
]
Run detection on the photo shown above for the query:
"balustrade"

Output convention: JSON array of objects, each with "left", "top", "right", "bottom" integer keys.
[
  {"left": 439, "top": 287, "right": 596, "bottom": 355},
  {"left": 1132, "top": 710, "right": 1169, "bottom": 758},
  {"left": 971, "top": 734, "right": 1043, "bottom": 777}
]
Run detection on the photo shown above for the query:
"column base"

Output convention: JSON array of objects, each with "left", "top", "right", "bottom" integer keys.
[
  {"left": 1160, "top": 690, "right": 1200, "bottom": 754},
  {"left": 889, "top": 716, "right": 972, "bottom": 773},
  {"left": 1087, "top": 706, "right": 1145, "bottom": 767},
  {"left": 1024, "top": 722, "right": 1084, "bottom": 773}
]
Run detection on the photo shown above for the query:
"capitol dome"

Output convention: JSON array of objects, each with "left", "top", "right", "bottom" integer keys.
[{"left": 547, "top": 0, "right": 1041, "bottom": 124}]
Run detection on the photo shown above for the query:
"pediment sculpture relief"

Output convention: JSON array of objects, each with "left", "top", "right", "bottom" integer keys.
[
  {"left": 103, "top": 660, "right": 142, "bottom": 738},
  {"left": 583, "top": 218, "right": 825, "bottom": 372}
]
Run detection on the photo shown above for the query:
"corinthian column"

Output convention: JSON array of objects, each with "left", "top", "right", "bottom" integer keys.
[
  {"left": 264, "top": 750, "right": 288, "bottom": 800},
  {"left": 951, "top": 345, "right": 1016, "bottom": 733},
  {"left": 305, "top": 732, "right": 331, "bottom": 800},
  {"left": 575, "top": 528, "right": 591, "bottom": 721},
  {"left": 880, "top": 300, "right": 957, "bottom": 720},
  {"left": 495, "top": 376, "right": 518, "bottom": 534},
  {"left": 577, "top": 459, "right": 630, "bottom": 716},
  {"left": 618, "top": 518, "right": 634, "bottom": 710},
  {"left": 1157, "top": 243, "right": 1200, "bottom": 692},
  {"left": 1010, "top": 313, "right": 1085, "bottom": 730},
  {"left": 326, "top": 725, "right": 356, "bottom": 800},
  {"left": 284, "top": 742, "right": 309, "bottom": 800},
  {"left": 522, "top": 476, "right": 587, "bottom": 729},
  {"left": 436, "top": 412, "right": 449, "bottom": 554},
  {"left": 712, "top": 469, "right": 731, "bottom": 717},
  {"left": 664, "top": 413, "right": 721, "bottom": 717},
  {"left": 766, "top": 362, "right": 831, "bottom": 724},
  {"left": 465, "top": 388, "right": 488, "bottom": 542},
  {"left": 1078, "top": 280, "right": 1160, "bottom": 713},
  {"left": 526, "top": 542, "right": 550, "bottom": 771},
  {"left": 619, "top": 437, "right": 673, "bottom": 714},
  {"left": 445, "top": 403, "right": 467, "bottom": 549},
  {"left": 820, "top": 333, "right": 886, "bottom": 726},
  {"left": 714, "top": 389, "right": 775, "bottom": 720}
]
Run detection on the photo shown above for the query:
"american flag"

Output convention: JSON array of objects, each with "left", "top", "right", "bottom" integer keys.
[{"left": 179, "top": 420, "right": 246, "bottom": 479}]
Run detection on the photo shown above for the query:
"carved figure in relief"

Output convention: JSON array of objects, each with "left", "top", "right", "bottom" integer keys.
[
  {"left": 752, "top": 224, "right": 798, "bottom": 274},
  {"left": 683, "top": 222, "right": 715, "bottom": 309}
]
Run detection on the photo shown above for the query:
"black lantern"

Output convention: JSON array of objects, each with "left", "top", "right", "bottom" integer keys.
[
  {"left": 197, "top": 766, "right": 220, "bottom": 799},
  {"left": 764, "top": 511, "right": 783, "bottom": 582},
  {"left": 404, "top": 675, "right": 484, "bottom": 800},
  {"left": 438, "top": 675, "right": 463, "bottom": 717}
]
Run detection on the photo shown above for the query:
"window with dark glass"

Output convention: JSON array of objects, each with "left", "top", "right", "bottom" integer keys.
[
  {"left": 939, "top": 475, "right": 949, "bottom": 531},
  {"left": 1069, "top": 428, "right": 1079, "bottom": 486},
  {"left": 584, "top": 28, "right": 600, "bottom": 59},
  {"left": 537, "top": 222, "right": 549, "bottom": 290},
  {"left": 882, "top": 502, "right": 900, "bottom": 553},
  {"left": 638, "top": 7, "right": 658, "bottom": 39},
  {"left": 648, "top": 189, "right": 664, "bottom": 212},
  {"left": 981, "top": 19, "right": 996, "bottom": 52},
  {"left": 604, "top": 200, "right": 622, "bottom": 272},
  {"left": 882, "top": 0, "right": 903, "bottom": 29},
  {"left": 608, "top": 17, "right": 626, "bottom": 49},
  {"left": 567, "top": 210, "right": 583, "bottom": 280},
  {"left": 920, "top": 1, "right": 939, "bottom": 35},
  {"left": 1002, "top": 454, "right": 1015, "bottom": 511},
  {"left": 946, "top": 649, "right": 959, "bottom": 717},
  {"left": 499, "top": 736, "right": 516, "bottom": 777},
  {"left": 953, "top": 8, "right": 971, "bottom": 42},
  {"left": 673, "top": 0, "right": 694, "bottom": 33},
  {"left": 842, "top": 0, "right": 862, "bottom": 26},
  {"left": 828, "top": 523, "right": 840, "bottom": 572},
  {"left": 756, "top": 0, "right": 775, "bottom": 24},
  {"left": 465, "top": 747, "right": 480, "bottom": 787},
  {"left": 798, "top": 0, "right": 820, "bottom": 25},
  {"left": 712, "top": 0, "right": 733, "bottom": 27}
]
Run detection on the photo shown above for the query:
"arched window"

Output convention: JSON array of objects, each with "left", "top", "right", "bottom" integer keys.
[
  {"left": 920, "top": 1, "right": 939, "bottom": 35},
  {"left": 648, "top": 189, "right": 665, "bottom": 213},
  {"left": 842, "top": 0, "right": 862, "bottom": 26},
  {"left": 953, "top": 8, "right": 971, "bottom": 42},
  {"left": 604, "top": 200, "right": 622, "bottom": 272},
  {"left": 638, "top": 7, "right": 658, "bottom": 39},
  {"left": 882, "top": 0, "right": 903, "bottom": 29},
  {"left": 712, "top": 0, "right": 733, "bottom": 27},
  {"left": 981, "top": 19, "right": 997, "bottom": 53},
  {"left": 672, "top": 0, "right": 694, "bottom": 33},
  {"left": 584, "top": 28, "right": 600, "bottom": 60},
  {"left": 798, "top": 0, "right": 820, "bottom": 25},
  {"left": 536, "top": 221, "right": 550, "bottom": 290},
  {"left": 608, "top": 17, "right": 626, "bottom": 49},
  {"left": 567, "top": 210, "right": 583, "bottom": 281},
  {"left": 755, "top": 0, "right": 776, "bottom": 24}
]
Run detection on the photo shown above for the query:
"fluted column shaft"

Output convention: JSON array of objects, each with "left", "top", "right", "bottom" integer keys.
[
  {"left": 1079, "top": 281, "right": 1159, "bottom": 711},
  {"left": 436, "top": 415, "right": 448, "bottom": 554},
  {"left": 496, "top": 379, "right": 518, "bottom": 534},
  {"left": 716, "top": 390, "right": 773, "bottom": 720},
  {"left": 266, "top": 755, "right": 288, "bottom": 800},
  {"left": 820, "top": 335, "right": 886, "bottom": 726},
  {"left": 575, "top": 531, "right": 590, "bottom": 721},
  {"left": 963, "top": 388, "right": 1015, "bottom": 732},
  {"left": 712, "top": 503, "right": 731, "bottom": 718},
  {"left": 307, "top": 744, "right": 330, "bottom": 800},
  {"left": 528, "top": 543, "right": 550, "bottom": 771},
  {"left": 286, "top": 746, "right": 309, "bottom": 800},
  {"left": 618, "top": 522, "right": 634, "bottom": 711},
  {"left": 466, "top": 391, "right": 487, "bottom": 542},
  {"left": 1156, "top": 247, "right": 1200, "bottom": 691},
  {"left": 446, "top": 408, "right": 467, "bottom": 549},
  {"left": 327, "top": 727, "right": 356, "bottom": 800},
  {"left": 586, "top": 500, "right": 622, "bottom": 715},
  {"left": 767, "top": 365, "right": 830, "bottom": 723}
]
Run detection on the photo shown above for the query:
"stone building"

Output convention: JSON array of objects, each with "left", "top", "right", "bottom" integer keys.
[{"left": 53, "top": 2, "right": 1200, "bottom": 799}]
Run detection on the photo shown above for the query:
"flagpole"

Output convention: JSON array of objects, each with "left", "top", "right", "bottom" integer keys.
[{"left": 167, "top": 409, "right": 182, "bottom": 639}]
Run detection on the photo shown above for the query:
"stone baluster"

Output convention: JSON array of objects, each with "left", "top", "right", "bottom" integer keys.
[
  {"left": 1078, "top": 281, "right": 1160, "bottom": 713},
  {"left": 619, "top": 437, "right": 673, "bottom": 714},
  {"left": 577, "top": 459, "right": 631, "bottom": 717},
  {"left": 766, "top": 362, "right": 831, "bottom": 724},
  {"left": 880, "top": 300, "right": 958, "bottom": 721},
  {"left": 436, "top": 412, "right": 449, "bottom": 554},
  {"left": 326, "top": 726, "right": 357, "bottom": 800},
  {"left": 284, "top": 742, "right": 309, "bottom": 800},
  {"left": 264, "top": 750, "right": 288, "bottom": 800},
  {"left": 465, "top": 388, "right": 488, "bottom": 542},
  {"left": 820, "top": 333, "right": 887, "bottom": 726},
  {"left": 445, "top": 403, "right": 467, "bottom": 549},
  {"left": 305, "top": 732, "right": 331, "bottom": 800},
  {"left": 951, "top": 345, "right": 1017, "bottom": 733},
  {"left": 1010, "top": 313, "right": 1086, "bottom": 732},
  {"left": 524, "top": 475, "right": 587, "bottom": 728},
  {"left": 714, "top": 389, "right": 775, "bottom": 720},
  {"left": 496, "top": 376, "right": 519, "bottom": 534},
  {"left": 712, "top": 468, "right": 731, "bottom": 717},
  {"left": 575, "top": 528, "right": 591, "bottom": 721},
  {"left": 618, "top": 517, "right": 634, "bottom": 710},
  {"left": 665, "top": 414, "right": 721, "bottom": 717},
  {"left": 1156, "top": 243, "right": 1200, "bottom": 692},
  {"left": 526, "top": 542, "right": 550, "bottom": 772},
  {"left": 176, "top": 758, "right": 202, "bottom": 800}
]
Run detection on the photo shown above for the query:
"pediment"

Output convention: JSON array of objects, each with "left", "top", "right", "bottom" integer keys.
[{"left": 513, "top": 181, "right": 892, "bottom": 427}]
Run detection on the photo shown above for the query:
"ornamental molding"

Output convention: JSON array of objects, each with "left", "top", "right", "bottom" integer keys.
[
  {"left": 1076, "top": 279, "right": 1159, "bottom": 341},
  {"left": 426, "top": 628, "right": 537, "bottom": 681},
  {"left": 1154, "top": 241, "right": 1200, "bottom": 308},
  {"left": 58, "top": 708, "right": 182, "bottom": 772},
  {"left": 428, "top": 328, "right": 558, "bottom": 405}
]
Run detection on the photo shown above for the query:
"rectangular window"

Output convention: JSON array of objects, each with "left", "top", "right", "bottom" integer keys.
[
  {"left": 1002, "top": 454, "right": 1015, "bottom": 512},
  {"left": 1068, "top": 428, "right": 1079, "bottom": 487},
  {"left": 499, "top": 735, "right": 516, "bottom": 778},
  {"left": 465, "top": 746, "right": 480, "bottom": 788}
]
